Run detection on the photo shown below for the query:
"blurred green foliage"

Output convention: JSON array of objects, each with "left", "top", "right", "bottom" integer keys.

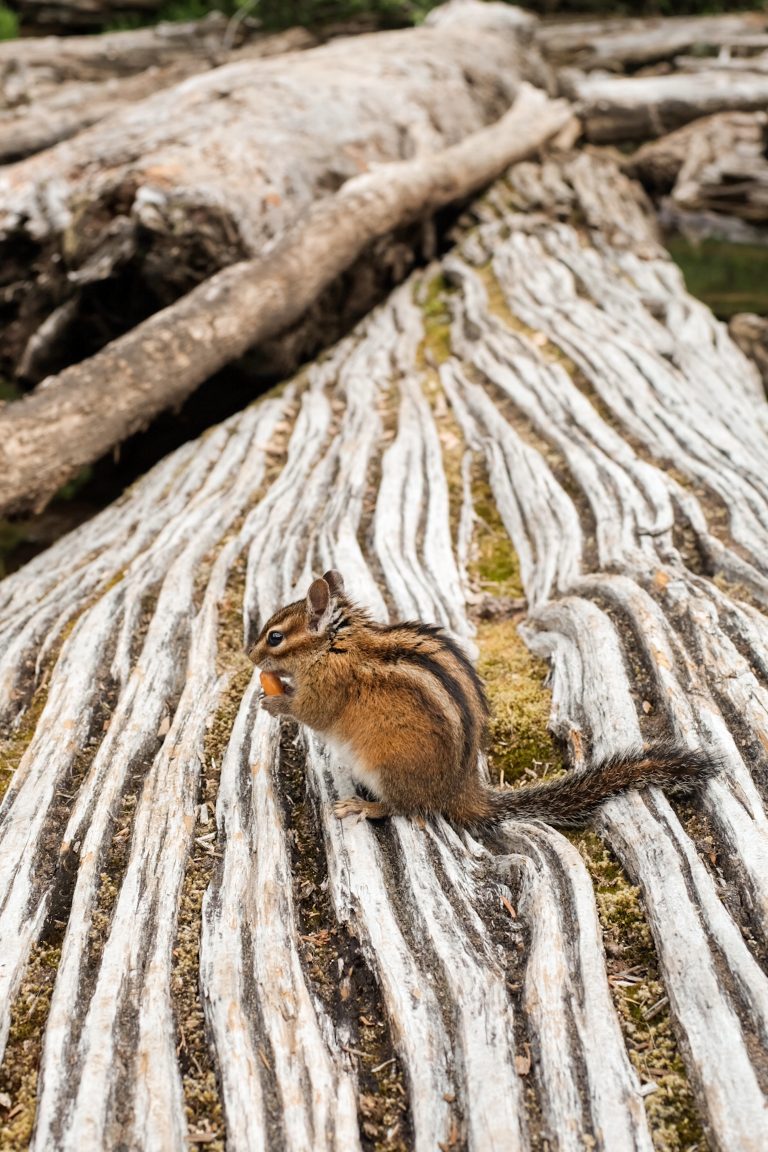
[
  {"left": 666, "top": 235, "right": 768, "bottom": 320},
  {"left": 149, "top": 0, "right": 437, "bottom": 29},
  {"left": 0, "top": 4, "right": 18, "bottom": 38},
  {"left": 119, "top": 0, "right": 768, "bottom": 35}
]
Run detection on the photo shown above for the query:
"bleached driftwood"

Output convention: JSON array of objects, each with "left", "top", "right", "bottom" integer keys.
[
  {"left": 3, "top": 151, "right": 768, "bottom": 1149},
  {"left": 0, "top": 86, "right": 570, "bottom": 518},
  {"left": 569, "top": 67, "right": 768, "bottom": 143},
  {"left": 0, "top": 1, "right": 545, "bottom": 383},
  {"left": 0, "top": 13, "right": 275, "bottom": 101},
  {"left": 0, "top": 28, "right": 315, "bottom": 164},
  {"left": 730, "top": 312, "right": 768, "bottom": 392},
  {"left": 537, "top": 11, "right": 768, "bottom": 71},
  {"left": 627, "top": 111, "right": 768, "bottom": 223}
]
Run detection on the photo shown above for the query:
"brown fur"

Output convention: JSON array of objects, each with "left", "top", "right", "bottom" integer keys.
[{"left": 248, "top": 572, "right": 718, "bottom": 828}]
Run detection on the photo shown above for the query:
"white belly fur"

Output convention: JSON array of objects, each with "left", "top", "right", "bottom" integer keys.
[{"left": 322, "top": 734, "right": 382, "bottom": 798}]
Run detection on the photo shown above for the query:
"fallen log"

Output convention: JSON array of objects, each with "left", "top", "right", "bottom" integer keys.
[
  {"left": 674, "top": 49, "right": 768, "bottom": 75},
  {"left": 0, "top": 12, "right": 257, "bottom": 99},
  {"left": 569, "top": 67, "right": 768, "bottom": 143},
  {"left": 730, "top": 312, "right": 768, "bottom": 393},
  {"left": 0, "top": 62, "right": 213, "bottom": 165},
  {"left": 0, "top": 85, "right": 571, "bottom": 518},
  {"left": 0, "top": 1, "right": 546, "bottom": 380},
  {"left": 627, "top": 111, "right": 768, "bottom": 201},
  {"left": 2, "top": 149, "right": 768, "bottom": 1152},
  {"left": 537, "top": 11, "right": 768, "bottom": 71},
  {"left": 0, "top": 27, "right": 316, "bottom": 164}
]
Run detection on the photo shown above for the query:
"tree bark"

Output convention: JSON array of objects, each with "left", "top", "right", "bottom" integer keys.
[
  {"left": 0, "top": 86, "right": 572, "bottom": 517},
  {"left": 0, "top": 1, "right": 548, "bottom": 380},
  {"left": 2, "top": 149, "right": 768, "bottom": 1152}
]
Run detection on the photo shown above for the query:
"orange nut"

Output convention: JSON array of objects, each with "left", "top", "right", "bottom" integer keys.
[{"left": 260, "top": 670, "right": 285, "bottom": 697}]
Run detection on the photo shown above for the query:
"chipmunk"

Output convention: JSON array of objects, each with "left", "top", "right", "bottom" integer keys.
[{"left": 248, "top": 571, "right": 717, "bottom": 828}]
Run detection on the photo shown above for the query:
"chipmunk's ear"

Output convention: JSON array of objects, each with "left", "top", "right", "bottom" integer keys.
[
  {"left": 322, "top": 570, "right": 345, "bottom": 596},
  {"left": 307, "top": 577, "right": 332, "bottom": 632}
]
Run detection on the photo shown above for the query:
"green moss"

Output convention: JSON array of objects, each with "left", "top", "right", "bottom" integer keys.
[
  {"left": 465, "top": 461, "right": 561, "bottom": 785},
  {"left": 0, "top": 646, "right": 65, "bottom": 802},
  {"left": 171, "top": 556, "right": 250, "bottom": 1148},
  {"left": 472, "top": 473, "right": 524, "bottom": 600},
  {"left": 477, "top": 617, "right": 561, "bottom": 787},
  {"left": 419, "top": 273, "right": 453, "bottom": 367},
  {"left": 571, "top": 831, "right": 707, "bottom": 1152},
  {"left": 0, "top": 942, "right": 61, "bottom": 1147}
]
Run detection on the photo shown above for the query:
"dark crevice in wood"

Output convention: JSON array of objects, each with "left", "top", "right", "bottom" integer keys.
[
  {"left": 684, "top": 806, "right": 768, "bottom": 973},
  {"left": 279, "top": 723, "right": 413, "bottom": 1152},
  {"left": 700, "top": 588, "right": 768, "bottom": 693},
  {"left": 647, "top": 796, "right": 768, "bottom": 1097},
  {"left": 238, "top": 925, "right": 288, "bottom": 1152},
  {"left": 366, "top": 821, "right": 467, "bottom": 1149},
  {"left": 459, "top": 357, "right": 601, "bottom": 577},
  {"left": 474, "top": 849, "right": 548, "bottom": 1152}
]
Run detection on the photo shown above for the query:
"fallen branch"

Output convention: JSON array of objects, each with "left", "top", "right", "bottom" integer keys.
[{"left": 0, "top": 87, "right": 571, "bottom": 517}]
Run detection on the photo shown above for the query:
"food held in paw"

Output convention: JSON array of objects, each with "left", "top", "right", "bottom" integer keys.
[{"left": 259, "top": 670, "right": 285, "bottom": 696}]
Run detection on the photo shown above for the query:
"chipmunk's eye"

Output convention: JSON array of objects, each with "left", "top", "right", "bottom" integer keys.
[{"left": 267, "top": 630, "right": 284, "bottom": 648}]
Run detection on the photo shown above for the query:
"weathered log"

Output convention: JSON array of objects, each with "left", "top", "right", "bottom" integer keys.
[
  {"left": 0, "top": 62, "right": 208, "bottom": 165},
  {"left": 730, "top": 312, "right": 768, "bottom": 393},
  {"left": 0, "top": 1, "right": 547, "bottom": 382},
  {"left": 0, "top": 12, "right": 259, "bottom": 99},
  {"left": 0, "top": 85, "right": 571, "bottom": 518},
  {"left": 627, "top": 110, "right": 768, "bottom": 223},
  {"left": 627, "top": 111, "right": 767, "bottom": 194},
  {"left": 2, "top": 148, "right": 768, "bottom": 1151},
  {"left": 0, "top": 27, "right": 316, "bottom": 164},
  {"left": 569, "top": 67, "right": 768, "bottom": 143},
  {"left": 538, "top": 11, "right": 768, "bottom": 71},
  {"left": 674, "top": 49, "right": 768, "bottom": 75}
]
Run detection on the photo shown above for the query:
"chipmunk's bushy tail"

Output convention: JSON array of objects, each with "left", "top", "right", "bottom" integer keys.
[{"left": 486, "top": 742, "right": 720, "bottom": 828}]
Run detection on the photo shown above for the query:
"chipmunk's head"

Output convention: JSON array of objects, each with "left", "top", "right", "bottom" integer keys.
[{"left": 247, "top": 570, "right": 350, "bottom": 694}]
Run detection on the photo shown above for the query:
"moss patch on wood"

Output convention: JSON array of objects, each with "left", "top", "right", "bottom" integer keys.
[
  {"left": 570, "top": 830, "right": 708, "bottom": 1152},
  {"left": 0, "top": 942, "right": 61, "bottom": 1148},
  {"left": 419, "top": 272, "right": 453, "bottom": 369},
  {"left": 476, "top": 616, "right": 562, "bottom": 789},
  {"left": 279, "top": 727, "right": 411, "bottom": 1152},
  {"left": 171, "top": 555, "right": 252, "bottom": 1148},
  {"left": 471, "top": 469, "right": 524, "bottom": 601}
]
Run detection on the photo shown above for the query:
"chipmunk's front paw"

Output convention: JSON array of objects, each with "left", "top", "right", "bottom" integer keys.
[
  {"left": 333, "top": 796, "right": 391, "bottom": 822},
  {"left": 260, "top": 693, "right": 292, "bottom": 717}
]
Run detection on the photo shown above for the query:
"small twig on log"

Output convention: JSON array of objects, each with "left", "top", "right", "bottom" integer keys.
[{"left": 0, "top": 85, "right": 570, "bottom": 518}]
